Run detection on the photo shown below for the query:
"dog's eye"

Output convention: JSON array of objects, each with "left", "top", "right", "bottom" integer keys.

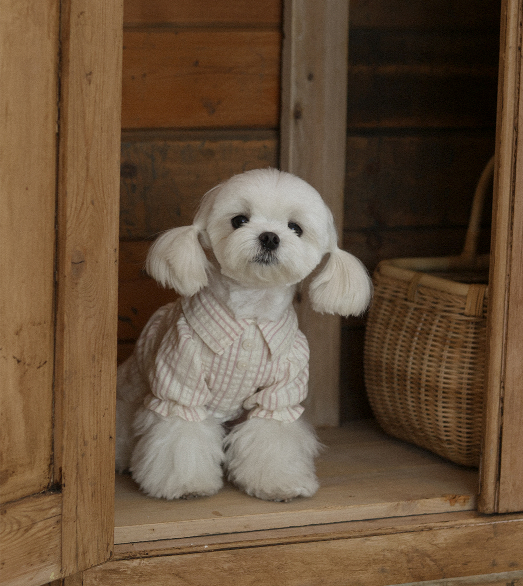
[
  {"left": 231, "top": 215, "right": 249, "bottom": 229},
  {"left": 288, "top": 222, "right": 303, "bottom": 237}
]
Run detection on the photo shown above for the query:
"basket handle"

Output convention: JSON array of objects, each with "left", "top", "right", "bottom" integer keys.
[{"left": 460, "top": 155, "right": 495, "bottom": 261}]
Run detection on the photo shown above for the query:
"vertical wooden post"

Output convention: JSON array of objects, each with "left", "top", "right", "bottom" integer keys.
[
  {"left": 480, "top": 0, "right": 523, "bottom": 514},
  {"left": 280, "top": 0, "right": 349, "bottom": 426},
  {"left": 54, "top": 0, "right": 123, "bottom": 573}
]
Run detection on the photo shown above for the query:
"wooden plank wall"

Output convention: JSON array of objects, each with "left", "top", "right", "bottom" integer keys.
[{"left": 118, "top": 0, "right": 500, "bottom": 422}]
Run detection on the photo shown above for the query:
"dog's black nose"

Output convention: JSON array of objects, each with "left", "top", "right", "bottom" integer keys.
[{"left": 259, "top": 232, "right": 280, "bottom": 251}]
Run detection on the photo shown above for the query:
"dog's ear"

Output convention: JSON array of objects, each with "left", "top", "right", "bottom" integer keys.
[
  {"left": 146, "top": 226, "right": 210, "bottom": 297},
  {"left": 309, "top": 248, "right": 373, "bottom": 317},
  {"left": 145, "top": 184, "right": 223, "bottom": 297}
]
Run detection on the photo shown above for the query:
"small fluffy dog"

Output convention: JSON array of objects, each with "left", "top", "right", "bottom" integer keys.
[{"left": 116, "top": 168, "right": 372, "bottom": 501}]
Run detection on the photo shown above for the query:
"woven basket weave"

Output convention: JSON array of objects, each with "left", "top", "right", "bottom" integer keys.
[{"left": 363, "top": 157, "right": 493, "bottom": 467}]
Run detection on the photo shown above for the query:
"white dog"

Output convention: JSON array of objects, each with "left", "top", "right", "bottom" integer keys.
[{"left": 115, "top": 168, "right": 372, "bottom": 501}]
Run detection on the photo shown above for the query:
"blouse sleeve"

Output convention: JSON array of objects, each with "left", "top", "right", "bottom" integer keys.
[
  {"left": 243, "top": 330, "right": 309, "bottom": 422},
  {"left": 142, "top": 310, "right": 213, "bottom": 422}
]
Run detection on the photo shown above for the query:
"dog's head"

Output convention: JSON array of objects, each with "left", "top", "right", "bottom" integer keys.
[{"left": 146, "top": 169, "right": 372, "bottom": 317}]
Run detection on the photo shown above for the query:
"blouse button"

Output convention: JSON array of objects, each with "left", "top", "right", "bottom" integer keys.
[
  {"left": 242, "top": 340, "right": 254, "bottom": 351},
  {"left": 236, "top": 360, "right": 248, "bottom": 371}
]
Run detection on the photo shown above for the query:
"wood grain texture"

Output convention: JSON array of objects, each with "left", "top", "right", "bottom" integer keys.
[
  {"left": 109, "top": 510, "right": 523, "bottom": 560},
  {"left": 0, "top": 493, "right": 62, "bottom": 586},
  {"left": 0, "top": 0, "right": 59, "bottom": 504},
  {"left": 54, "top": 0, "right": 123, "bottom": 574},
  {"left": 495, "top": 0, "right": 523, "bottom": 510},
  {"left": 121, "top": 32, "right": 498, "bottom": 132},
  {"left": 124, "top": 0, "right": 282, "bottom": 26},
  {"left": 83, "top": 514, "right": 523, "bottom": 586},
  {"left": 121, "top": 30, "right": 280, "bottom": 130},
  {"left": 84, "top": 565, "right": 523, "bottom": 586},
  {"left": 120, "top": 131, "right": 278, "bottom": 239},
  {"left": 393, "top": 571, "right": 523, "bottom": 586},
  {"left": 479, "top": 0, "right": 523, "bottom": 515},
  {"left": 64, "top": 575, "right": 83, "bottom": 586},
  {"left": 280, "top": 0, "right": 349, "bottom": 426}
]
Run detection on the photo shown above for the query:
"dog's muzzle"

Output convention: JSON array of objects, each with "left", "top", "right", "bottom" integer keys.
[{"left": 253, "top": 232, "right": 280, "bottom": 265}]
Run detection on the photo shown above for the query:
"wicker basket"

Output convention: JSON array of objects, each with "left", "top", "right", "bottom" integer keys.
[{"left": 363, "top": 157, "right": 494, "bottom": 467}]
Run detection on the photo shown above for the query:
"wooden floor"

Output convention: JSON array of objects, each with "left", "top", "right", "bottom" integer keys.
[{"left": 114, "top": 419, "right": 478, "bottom": 544}]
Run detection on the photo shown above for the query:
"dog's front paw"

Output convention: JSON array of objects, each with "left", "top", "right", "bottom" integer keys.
[
  {"left": 224, "top": 417, "right": 321, "bottom": 502},
  {"left": 130, "top": 409, "right": 225, "bottom": 499},
  {"left": 248, "top": 476, "right": 320, "bottom": 503}
]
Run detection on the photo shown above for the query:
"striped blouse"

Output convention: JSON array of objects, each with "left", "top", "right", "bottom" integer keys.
[{"left": 135, "top": 287, "right": 310, "bottom": 423}]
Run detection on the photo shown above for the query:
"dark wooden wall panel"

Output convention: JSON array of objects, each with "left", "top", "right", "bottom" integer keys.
[
  {"left": 346, "top": 67, "right": 497, "bottom": 129},
  {"left": 349, "top": 0, "right": 500, "bottom": 28},
  {"left": 344, "top": 134, "right": 494, "bottom": 232}
]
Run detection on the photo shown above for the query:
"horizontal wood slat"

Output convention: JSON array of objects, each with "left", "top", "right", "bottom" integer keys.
[
  {"left": 124, "top": 0, "right": 282, "bottom": 27},
  {"left": 122, "top": 30, "right": 281, "bottom": 130},
  {"left": 121, "top": 35, "right": 497, "bottom": 131},
  {"left": 349, "top": 29, "right": 500, "bottom": 68},
  {"left": 349, "top": 0, "right": 500, "bottom": 28},
  {"left": 83, "top": 513, "right": 523, "bottom": 586},
  {"left": 109, "top": 512, "right": 521, "bottom": 562},
  {"left": 120, "top": 131, "right": 278, "bottom": 238}
]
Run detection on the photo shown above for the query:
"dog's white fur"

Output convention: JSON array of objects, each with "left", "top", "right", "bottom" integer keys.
[{"left": 116, "top": 168, "right": 372, "bottom": 501}]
